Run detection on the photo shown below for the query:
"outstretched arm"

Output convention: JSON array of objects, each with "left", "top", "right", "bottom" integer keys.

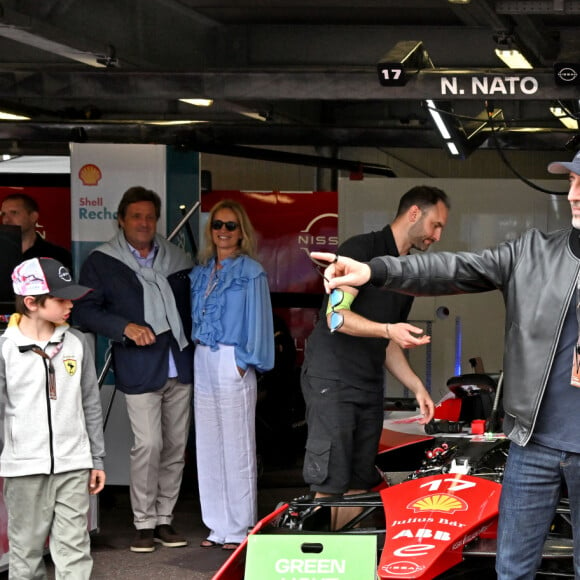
[{"left": 311, "top": 252, "right": 371, "bottom": 293}]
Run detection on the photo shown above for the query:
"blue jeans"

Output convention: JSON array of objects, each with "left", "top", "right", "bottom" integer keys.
[{"left": 497, "top": 440, "right": 580, "bottom": 579}]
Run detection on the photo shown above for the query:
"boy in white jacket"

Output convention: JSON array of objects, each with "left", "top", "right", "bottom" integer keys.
[{"left": 0, "top": 257, "right": 106, "bottom": 580}]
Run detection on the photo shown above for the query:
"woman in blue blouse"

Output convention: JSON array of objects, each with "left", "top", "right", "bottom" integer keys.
[{"left": 190, "top": 199, "right": 274, "bottom": 551}]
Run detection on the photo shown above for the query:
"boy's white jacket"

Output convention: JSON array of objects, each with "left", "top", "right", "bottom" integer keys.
[{"left": 0, "top": 320, "right": 105, "bottom": 476}]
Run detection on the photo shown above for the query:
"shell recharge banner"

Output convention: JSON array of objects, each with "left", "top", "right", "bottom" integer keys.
[{"left": 70, "top": 144, "right": 167, "bottom": 269}]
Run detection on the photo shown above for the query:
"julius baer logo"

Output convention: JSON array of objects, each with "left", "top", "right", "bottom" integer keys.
[{"left": 77, "top": 164, "right": 117, "bottom": 220}]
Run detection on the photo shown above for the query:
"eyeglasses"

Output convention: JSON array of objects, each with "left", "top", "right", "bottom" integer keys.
[
  {"left": 329, "top": 288, "right": 345, "bottom": 333},
  {"left": 211, "top": 220, "right": 239, "bottom": 232}
]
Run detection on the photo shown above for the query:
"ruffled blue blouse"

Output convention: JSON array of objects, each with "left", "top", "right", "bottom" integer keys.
[{"left": 189, "top": 254, "right": 274, "bottom": 373}]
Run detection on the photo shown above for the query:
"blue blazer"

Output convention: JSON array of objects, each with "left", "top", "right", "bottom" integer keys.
[{"left": 74, "top": 251, "right": 194, "bottom": 394}]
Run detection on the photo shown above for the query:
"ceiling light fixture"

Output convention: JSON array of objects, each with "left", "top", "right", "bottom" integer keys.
[
  {"left": 494, "top": 33, "right": 533, "bottom": 69},
  {"left": 495, "top": 48, "right": 533, "bottom": 69},
  {"left": 179, "top": 98, "right": 214, "bottom": 107},
  {"left": 0, "top": 25, "right": 117, "bottom": 68},
  {"left": 426, "top": 100, "right": 504, "bottom": 159},
  {"left": 549, "top": 106, "right": 578, "bottom": 130},
  {"left": 239, "top": 111, "right": 271, "bottom": 122},
  {"left": 0, "top": 111, "right": 30, "bottom": 121},
  {"left": 147, "top": 120, "right": 206, "bottom": 126},
  {"left": 426, "top": 100, "right": 456, "bottom": 154}
]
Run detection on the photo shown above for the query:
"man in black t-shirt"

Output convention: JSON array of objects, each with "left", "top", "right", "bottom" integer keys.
[
  {"left": 302, "top": 185, "right": 450, "bottom": 529},
  {"left": 1, "top": 193, "right": 73, "bottom": 272}
]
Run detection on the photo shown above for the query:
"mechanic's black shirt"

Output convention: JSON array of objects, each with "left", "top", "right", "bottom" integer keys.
[
  {"left": 23, "top": 232, "right": 73, "bottom": 273},
  {"left": 304, "top": 225, "right": 413, "bottom": 392}
]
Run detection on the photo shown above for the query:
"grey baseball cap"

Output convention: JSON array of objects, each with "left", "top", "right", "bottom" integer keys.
[{"left": 547, "top": 150, "right": 580, "bottom": 174}]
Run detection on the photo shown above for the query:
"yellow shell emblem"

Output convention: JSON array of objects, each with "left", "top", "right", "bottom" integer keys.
[
  {"left": 78, "top": 163, "right": 102, "bottom": 186},
  {"left": 408, "top": 494, "right": 467, "bottom": 514}
]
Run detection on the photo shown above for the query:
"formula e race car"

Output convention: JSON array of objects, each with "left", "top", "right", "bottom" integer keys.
[{"left": 214, "top": 372, "right": 574, "bottom": 580}]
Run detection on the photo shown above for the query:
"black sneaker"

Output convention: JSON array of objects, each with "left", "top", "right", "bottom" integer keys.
[
  {"left": 130, "top": 528, "right": 155, "bottom": 553},
  {"left": 154, "top": 524, "right": 188, "bottom": 548}
]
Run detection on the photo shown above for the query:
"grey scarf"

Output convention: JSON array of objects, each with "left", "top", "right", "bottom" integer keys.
[{"left": 97, "top": 230, "right": 193, "bottom": 350}]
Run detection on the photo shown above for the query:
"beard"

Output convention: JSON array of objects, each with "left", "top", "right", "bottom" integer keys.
[
  {"left": 408, "top": 219, "right": 432, "bottom": 252},
  {"left": 411, "top": 240, "right": 429, "bottom": 252},
  {"left": 573, "top": 215, "right": 580, "bottom": 230}
]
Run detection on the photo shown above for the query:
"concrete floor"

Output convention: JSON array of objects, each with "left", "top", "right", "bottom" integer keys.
[{"left": 0, "top": 462, "right": 308, "bottom": 580}]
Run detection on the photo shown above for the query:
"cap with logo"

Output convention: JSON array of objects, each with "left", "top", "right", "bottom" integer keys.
[
  {"left": 12, "top": 257, "right": 92, "bottom": 300},
  {"left": 547, "top": 150, "right": 580, "bottom": 175}
]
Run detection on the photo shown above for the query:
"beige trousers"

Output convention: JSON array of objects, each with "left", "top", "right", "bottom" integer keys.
[
  {"left": 4, "top": 470, "right": 91, "bottom": 580},
  {"left": 125, "top": 378, "right": 192, "bottom": 530}
]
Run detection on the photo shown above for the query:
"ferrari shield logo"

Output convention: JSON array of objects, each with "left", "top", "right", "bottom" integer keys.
[{"left": 63, "top": 358, "right": 77, "bottom": 376}]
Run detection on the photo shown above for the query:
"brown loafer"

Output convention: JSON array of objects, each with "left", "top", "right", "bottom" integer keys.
[
  {"left": 154, "top": 524, "right": 188, "bottom": 548},
  {"left": 130, "top": 529, "right": 155, "bottom": 553}
]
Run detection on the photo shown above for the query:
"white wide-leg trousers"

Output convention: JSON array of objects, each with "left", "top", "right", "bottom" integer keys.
[{"left": 194, "top": 344, "right": 257, "bottom": 544}]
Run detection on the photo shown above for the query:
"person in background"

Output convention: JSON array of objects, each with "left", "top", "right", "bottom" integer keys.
[
  {"left": 311, "top": 151, "right": 580, "bottom": 579},
  {"left": 190, "top": 199, "right": 274, "bottom": 551},
  {"left": 1, "top": 193, "right": 73, "bottom": 271},
  {"left": 73, "top": 186, "right": 194, "bottom": 554},
  {"left": 255, "top": 314, "right": 301, "bottom": 467},
  {"left": 302, "top": 185, "right": 450, "bottom": 530},
  {"left": 0, "top": 257, "right": 105, "bottom": 579}
]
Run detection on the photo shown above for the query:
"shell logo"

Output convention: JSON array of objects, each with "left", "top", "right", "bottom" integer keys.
[
  {"left": 78, "top": 164, "right": 102, "bottom": 186},
  {"left": 407, "top": 494, "right": 467, "bottom": 514}
]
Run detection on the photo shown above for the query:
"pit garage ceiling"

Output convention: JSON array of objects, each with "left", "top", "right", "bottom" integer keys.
[{"left": 0, "top": 0, "right": 580, "bottom": 160}]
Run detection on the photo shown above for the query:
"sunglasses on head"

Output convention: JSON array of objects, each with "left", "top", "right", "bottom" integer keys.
[
  {"left": 329, "top": 288, "right": 346, "bottom": 333},
  {"left": 211, "top": 220, "right": 239, "bottom": 232}
]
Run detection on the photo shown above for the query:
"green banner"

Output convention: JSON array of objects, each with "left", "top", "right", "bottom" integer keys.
[{"left": 245, "top": 534, "right": 377, "bottom": 579}]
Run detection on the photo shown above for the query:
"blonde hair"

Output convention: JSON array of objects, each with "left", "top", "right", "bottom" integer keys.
[{"left": 198, "top": 199, "right": 257, "bottom": 264}]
